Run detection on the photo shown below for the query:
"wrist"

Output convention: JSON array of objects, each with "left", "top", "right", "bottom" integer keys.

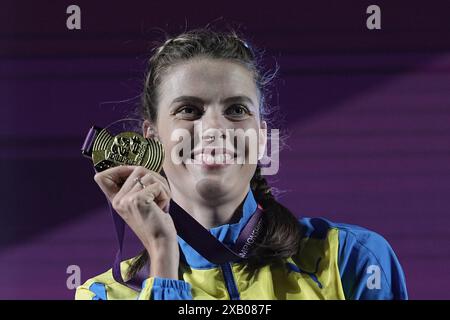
[
  {"left": 147, "top": 248, "right": 180, "bottom": 280},
  {"left": 146, "top": 237, "right": 179, "bottom": 255}
]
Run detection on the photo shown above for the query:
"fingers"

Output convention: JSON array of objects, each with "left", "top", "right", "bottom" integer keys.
[
  {"left": 96, "top": 166, "right": 170, "bottom": 214},
  {"left": 138, "top": 172, "right": 171, "bottom": 199},
  {"left": 130, "top": 180, "right": 171, "bottom": 213},
  {"left": 116, "top": 167, "right": 170, "bottom": 200},
  {"left": 117, "top": 167, "right": 170, "bottom": 197},
  {"left": 94, "top": 165, "right": 136, "bottom": 201},
  {"left": 116, "top": 182, "right": 170, "bottom": 219},
  {"left": 95, "top": 165, "right": 169, "bottom": 201},
  {"left": 147, "top": 172, "right": 171, "bottom": 194},
  {"left": 114, "top": 166, "right": 149, "bottom": 199}
]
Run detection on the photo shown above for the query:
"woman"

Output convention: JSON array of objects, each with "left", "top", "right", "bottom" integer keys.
[{"left": 75, "top": 28, "right": 408, "bottom": 300}]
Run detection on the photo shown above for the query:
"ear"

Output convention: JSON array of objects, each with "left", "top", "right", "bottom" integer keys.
[
  {"left": 142, "top": 119, "right": 159, "bottom": 140},
  {"left": 258, "top": 120, "right": 268, "bottom": 160}
]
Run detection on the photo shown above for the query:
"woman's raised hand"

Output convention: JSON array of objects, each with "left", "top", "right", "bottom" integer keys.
[{"left": 94, "top": 165, "right": 179, "bottom": 279}]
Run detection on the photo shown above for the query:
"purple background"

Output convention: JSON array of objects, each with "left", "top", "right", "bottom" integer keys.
[{"left": 1, "top": 0, "right": 449, "bottom": 299}]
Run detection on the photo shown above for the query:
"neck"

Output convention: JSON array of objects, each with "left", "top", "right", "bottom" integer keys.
[{"left": 170, "top": 187, "right": 249, "bottom": 230}]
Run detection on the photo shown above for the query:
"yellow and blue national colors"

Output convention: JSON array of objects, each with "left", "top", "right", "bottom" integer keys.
[{"left": 75, "top": 189, "right": 408, "bottom": 300}]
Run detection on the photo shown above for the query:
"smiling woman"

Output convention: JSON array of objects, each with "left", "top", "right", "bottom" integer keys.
[{"left": 75, "top": 27, "right": 408, "bottom": 300}]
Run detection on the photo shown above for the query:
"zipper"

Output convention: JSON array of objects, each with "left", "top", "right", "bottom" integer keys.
[{"left": 220, "top": 262, "right": 240, "bottom": 300}]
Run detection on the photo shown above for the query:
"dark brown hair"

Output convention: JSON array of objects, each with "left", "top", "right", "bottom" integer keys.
[{"left": 128, "top": 27, "right": 302, "bottom": 277}]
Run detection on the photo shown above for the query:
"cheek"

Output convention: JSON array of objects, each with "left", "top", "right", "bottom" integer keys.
[
  {"left": 154, "top": 120, "right": 177, "bottom": 168},
  {"left": 158, "top": 124, "right": 194, "bottom": 170},
  {"left": 234, "top": 122, "right": 261, "bottom": 157}
]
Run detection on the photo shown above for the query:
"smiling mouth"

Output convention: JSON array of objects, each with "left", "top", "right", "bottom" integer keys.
[
  {"left": 184, "top": 147, "right": 239, "bottom": 166},
  {"left": 193, "top": 153, "right": 233, "bottom": 165}
]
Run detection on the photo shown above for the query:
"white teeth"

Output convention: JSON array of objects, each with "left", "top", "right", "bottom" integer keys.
[
  {"left": 194, "top": 154, "right": 203, "bottom": 163},
  {"left": 190, "top": 153, "right": 234, "bottom": 165},
  {"left": 205, "top": 154, "right": 214, "bottom": 164},
  {"left": 215, "top": 154, "right": 224, "bottom": 164},
  {"left": 224, "top": 154, "right": 232, "bottom": 164}
]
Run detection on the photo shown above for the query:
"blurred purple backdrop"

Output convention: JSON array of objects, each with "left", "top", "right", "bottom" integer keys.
[{"left": 1, "top": 0, "right": 449, "bottom": 299}]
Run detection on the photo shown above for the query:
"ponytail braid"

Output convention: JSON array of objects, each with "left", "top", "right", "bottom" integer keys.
[{"left": 246, "top": 166, "right": 303, "bottom": 270}]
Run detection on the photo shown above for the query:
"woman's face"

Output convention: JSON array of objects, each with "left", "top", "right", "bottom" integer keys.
[{"left": 145, "top": 58, "right": 266, "bottom": 204}]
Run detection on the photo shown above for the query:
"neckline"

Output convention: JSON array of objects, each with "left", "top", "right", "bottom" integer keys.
[{"left": 176, "top": 187, "right": 258, "bottom": 268}]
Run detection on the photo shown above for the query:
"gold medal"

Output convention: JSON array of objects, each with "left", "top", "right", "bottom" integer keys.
[{"left": 82, "top": 125, "right": 164, "bottom": 173}]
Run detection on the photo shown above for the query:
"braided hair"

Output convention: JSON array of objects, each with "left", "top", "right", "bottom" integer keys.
[{"left": 246, "top": 166, "right": 302, "bottom": 270}]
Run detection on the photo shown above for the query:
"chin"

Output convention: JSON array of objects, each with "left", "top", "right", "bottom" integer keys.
[{"left": 195, "top": 177, "right": 231, "bottom": 201}]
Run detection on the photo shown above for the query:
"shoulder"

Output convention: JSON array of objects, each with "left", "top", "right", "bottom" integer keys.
[
  {"left": 75, "top": 267, "right": 115, "bottom": 300},
  {"left": 297, "top": 217, "right": 408, "bottom": 300},
  {"left": 75, "top": 258, "right": 138, "bottom": 300},
  {"left": 298, "top": 216, "right": 398, "bottom": 258},
  {"left": 299, "top": 217, "right": 396, "bottom": 256}
]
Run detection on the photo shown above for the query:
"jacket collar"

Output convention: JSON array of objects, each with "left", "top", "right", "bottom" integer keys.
[{"left": 177, "top": 187, "right": 258, "bottom": 269}]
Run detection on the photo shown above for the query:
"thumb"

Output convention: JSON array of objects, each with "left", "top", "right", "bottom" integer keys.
[{"left": 94, "top": 165, "right": 136, "bottom": 201}]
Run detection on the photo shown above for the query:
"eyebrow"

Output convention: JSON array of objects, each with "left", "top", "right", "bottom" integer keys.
[{"left": 170, "top": 95, "right": 255, "bottom": 106}]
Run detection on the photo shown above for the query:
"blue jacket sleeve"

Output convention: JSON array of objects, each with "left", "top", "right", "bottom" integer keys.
[
  {"left": 76, "top": 277, "right": 192, "bottom": 300},
  {"left": 337, "top": 224, "right": 408, "bottom": 300},
  {"left": 138, "top": 277, "right": 193, "bottom": 300}
]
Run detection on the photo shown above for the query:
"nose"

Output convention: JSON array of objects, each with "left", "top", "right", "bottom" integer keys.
[
  {"left": 201, "top": 128, "right": 226, "bottom": 144},
  {"left": 195, "top": 108, "right": 228, "bottom": 144}
]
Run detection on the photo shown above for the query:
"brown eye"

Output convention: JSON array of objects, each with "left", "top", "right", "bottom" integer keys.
[
  {"left": 225, "top": 104, "right": 251, "bottom": 117},
  {"left": 176, "top": 105, "right": 203, "bottom": 118},
  {"left": 180, "top": 106, "right": 195, "bottom": 114}
]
